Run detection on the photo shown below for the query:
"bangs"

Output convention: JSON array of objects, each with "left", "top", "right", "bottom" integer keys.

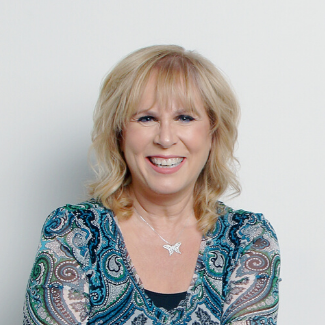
[
  {"left": 154, "top": 57, "right": 202, "bottom": 116},
  {"left": 126, "top": 55, "right": 204, "bottom": 121}
]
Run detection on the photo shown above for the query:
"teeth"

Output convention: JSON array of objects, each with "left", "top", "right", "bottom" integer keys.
[{"left": 150, "top": 157, "right": 183, "bottom": 168}]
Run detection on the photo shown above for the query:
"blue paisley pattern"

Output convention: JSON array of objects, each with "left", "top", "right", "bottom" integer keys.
[{"left": 23, "top": 200, "right": 280, "bottom": 324}]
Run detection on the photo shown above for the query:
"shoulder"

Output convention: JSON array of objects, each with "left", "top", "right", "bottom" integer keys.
[
  {"left": 39, "top": 199, "right": 119, "bottom": 268},
  {"left": 210, "top": 202, "right": 279, "bottom": 258},
  {"left": 41, "top": 199, "right": 119, "bottom": 257},
  {"left": 42, "top": 199, "right": 116, "bottom": 239}
]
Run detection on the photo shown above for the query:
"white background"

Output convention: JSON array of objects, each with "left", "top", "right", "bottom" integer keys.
[{"left": 1, "top": 1, "right": 324, "bottom": 324}]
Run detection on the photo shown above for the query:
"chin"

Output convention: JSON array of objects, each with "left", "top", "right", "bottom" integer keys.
[{"left": 147, "top": 183, "right": 190, "bottom": 196}]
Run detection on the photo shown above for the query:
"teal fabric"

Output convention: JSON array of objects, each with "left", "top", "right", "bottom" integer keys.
[{"left": 23, "top": 199, "right": 280, "bottom": 324}]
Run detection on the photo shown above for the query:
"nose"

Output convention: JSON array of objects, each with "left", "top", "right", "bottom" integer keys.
[{"left": 154, "top": 120, "right": 177, "bottom": 148}]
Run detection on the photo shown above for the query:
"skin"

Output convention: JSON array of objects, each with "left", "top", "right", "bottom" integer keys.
[{"left": 118, "top": 73, "right": 212, "bottom": 293}]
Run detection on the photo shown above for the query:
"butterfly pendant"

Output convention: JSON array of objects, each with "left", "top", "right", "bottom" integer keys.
[{"left": 163, "top": 242, "right": 181, "bottom": 255}]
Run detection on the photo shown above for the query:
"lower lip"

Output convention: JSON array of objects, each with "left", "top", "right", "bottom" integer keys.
[{"left": 146, "top": 158, "right": 185, "bottom": 174}]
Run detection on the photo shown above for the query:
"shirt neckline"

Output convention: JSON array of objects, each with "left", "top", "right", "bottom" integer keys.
[{"left": 113, "top": 214, "right": 208, "bottom": 314}]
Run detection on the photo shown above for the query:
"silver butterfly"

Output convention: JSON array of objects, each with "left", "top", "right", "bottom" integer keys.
[{"left": 163, "top": 242, "right": 181, "bottom": 255}]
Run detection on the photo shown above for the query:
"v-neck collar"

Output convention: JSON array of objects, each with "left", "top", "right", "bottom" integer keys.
[{"left": 113, "top": 213, "right": 209, "bottom": 319}]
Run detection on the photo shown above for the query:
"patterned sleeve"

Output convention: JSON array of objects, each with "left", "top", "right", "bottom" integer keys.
[
  {"left": 23, "top": 207, "right": 90, "bottom": 325},
  {"left": 222, "top": 213, "right": 281, "bottom": 325}
]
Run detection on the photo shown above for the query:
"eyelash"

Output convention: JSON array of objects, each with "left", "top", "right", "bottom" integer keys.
[
  {"left": 137, "top": 115, "right": 195, "bottom": 123},
  {"left": 177, "top": 115, "right": 195, "bottom": 122},
  {"left": 137, "top": 116, "right": 157, "bottom": 123}
]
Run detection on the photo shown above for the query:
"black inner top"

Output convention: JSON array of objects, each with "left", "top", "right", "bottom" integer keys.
[{"left": 144, "top": 289, "right": 187, "bottom": 311}]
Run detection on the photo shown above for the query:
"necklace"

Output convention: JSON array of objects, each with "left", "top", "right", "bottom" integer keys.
[{"left": 134, "top": 208, "right": 191, "bottom": 256}]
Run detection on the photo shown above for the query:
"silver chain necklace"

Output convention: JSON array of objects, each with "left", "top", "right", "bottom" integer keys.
[{"left": 134, "top": 208, "right": 191, "bottom": 256}]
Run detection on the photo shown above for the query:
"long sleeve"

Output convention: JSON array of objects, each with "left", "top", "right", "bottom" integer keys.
[
  {"left": 221, "top": 213, "right": 281, "bottom": 325},
  {"left": 23, "top": 207, "right": 90, "bottom": 325}
]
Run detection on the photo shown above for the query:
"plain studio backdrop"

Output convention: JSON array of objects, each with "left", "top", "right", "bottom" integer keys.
[{"left": 1, "top": 1, "right": 324, "bottom": 324}]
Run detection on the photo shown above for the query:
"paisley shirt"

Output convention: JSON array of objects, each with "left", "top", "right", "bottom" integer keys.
[{"left": 23, "top": 200, "right": 280, "bottom": 325}]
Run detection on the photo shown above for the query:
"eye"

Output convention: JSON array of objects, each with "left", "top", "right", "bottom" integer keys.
[
  {"left": 176, "top": 115, "right": 195, "bottom": 123},
  {"left": 137, "top": 115, "right": 157, "bottom": 123}
]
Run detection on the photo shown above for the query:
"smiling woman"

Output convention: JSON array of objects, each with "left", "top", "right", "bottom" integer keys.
[
  {"left": 23, "top": 45, "right": 280, "bottom": 325},
  {"left": 90, "top": 45, "right": 240, "bottom": 233}
]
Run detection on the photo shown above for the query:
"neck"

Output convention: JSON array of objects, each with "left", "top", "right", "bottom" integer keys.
[{"left": 129, "top": 185, "right": 196, "bottom": 230}]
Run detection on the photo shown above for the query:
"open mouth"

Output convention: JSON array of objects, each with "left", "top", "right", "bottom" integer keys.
[{"left": 149, "top": 157, "right": 184, "bottom": 168}]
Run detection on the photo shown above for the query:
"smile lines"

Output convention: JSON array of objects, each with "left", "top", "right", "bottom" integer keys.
[{"left": 149, "top": 157, "right": 184, "bottom": 168}]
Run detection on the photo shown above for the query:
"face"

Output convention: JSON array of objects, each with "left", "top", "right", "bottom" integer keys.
[{"left": 121, "top": 75, "right": 212, "bottom": 198}]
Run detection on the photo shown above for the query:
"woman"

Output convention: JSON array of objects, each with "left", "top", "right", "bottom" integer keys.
[{"left": 23, "top": 45, "right": 280, "bottom": 325}]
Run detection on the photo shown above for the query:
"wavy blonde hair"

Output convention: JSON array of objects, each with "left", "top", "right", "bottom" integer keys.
[{"left": 89, "top": 45, "right": 240, "bottom": 234}]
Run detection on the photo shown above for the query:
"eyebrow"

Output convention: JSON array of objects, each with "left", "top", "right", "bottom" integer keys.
[
  {"left": 132, "top": 108, "right": 155, "bottom": 116},
  {"left": 131, "top": 107, "right": 202, "bottom": 120},
  {"left": 174, "top": 107, "right": 202, "bottom": 118},
  {"left": 132, "top": 100, "right": 203, "bottom": 116},
  {"left": 174, "top": 108, "right": 196, "bottom": 114}
]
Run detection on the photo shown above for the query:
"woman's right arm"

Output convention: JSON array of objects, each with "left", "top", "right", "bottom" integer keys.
[{"left": 23, "top": 207, "right": 90, "bottom": 325}]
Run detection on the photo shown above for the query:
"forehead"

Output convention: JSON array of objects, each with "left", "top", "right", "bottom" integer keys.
[{"left": 135, "top": 69, "right": 205, "bottom": 115}]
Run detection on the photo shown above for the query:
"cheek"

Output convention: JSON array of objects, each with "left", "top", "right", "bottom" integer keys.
[
  {"left": 122, "top": 127, "right": 150, "bottom": 161},
  {"left": 122, "top": 126, "right": 139, "bottom": 153},
  {"left": 189, "top": 125, "right": 212, "bottom": 153}
]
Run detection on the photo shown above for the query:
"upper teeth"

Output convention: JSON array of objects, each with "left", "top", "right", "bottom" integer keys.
[{"left": 150, "top": 157, "right": 183, "bottom": 167}]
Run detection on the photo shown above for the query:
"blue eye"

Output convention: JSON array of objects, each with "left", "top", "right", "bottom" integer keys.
[
  {"left": 137, "top": 116, "right": 156, "bottom": 123},
  {"left": 177, "top": 115, "right": 195, "bottom": 122}
]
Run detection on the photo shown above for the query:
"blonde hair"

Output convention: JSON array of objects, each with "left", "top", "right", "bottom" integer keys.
[{"left": 89, "top": 45, "right": 240, "bottom": 234}]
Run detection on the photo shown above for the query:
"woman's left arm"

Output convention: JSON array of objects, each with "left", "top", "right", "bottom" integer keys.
[{"left": 222, "top": 213, "right": 281, "bottom": 325}]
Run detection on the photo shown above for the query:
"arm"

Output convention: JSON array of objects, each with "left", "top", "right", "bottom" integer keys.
[
  {"left": 222, "top": 213, "right": 281, "bottom": 325},
  {"left": 23, "top": 207, "right": 90, "bottom": 325}
]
